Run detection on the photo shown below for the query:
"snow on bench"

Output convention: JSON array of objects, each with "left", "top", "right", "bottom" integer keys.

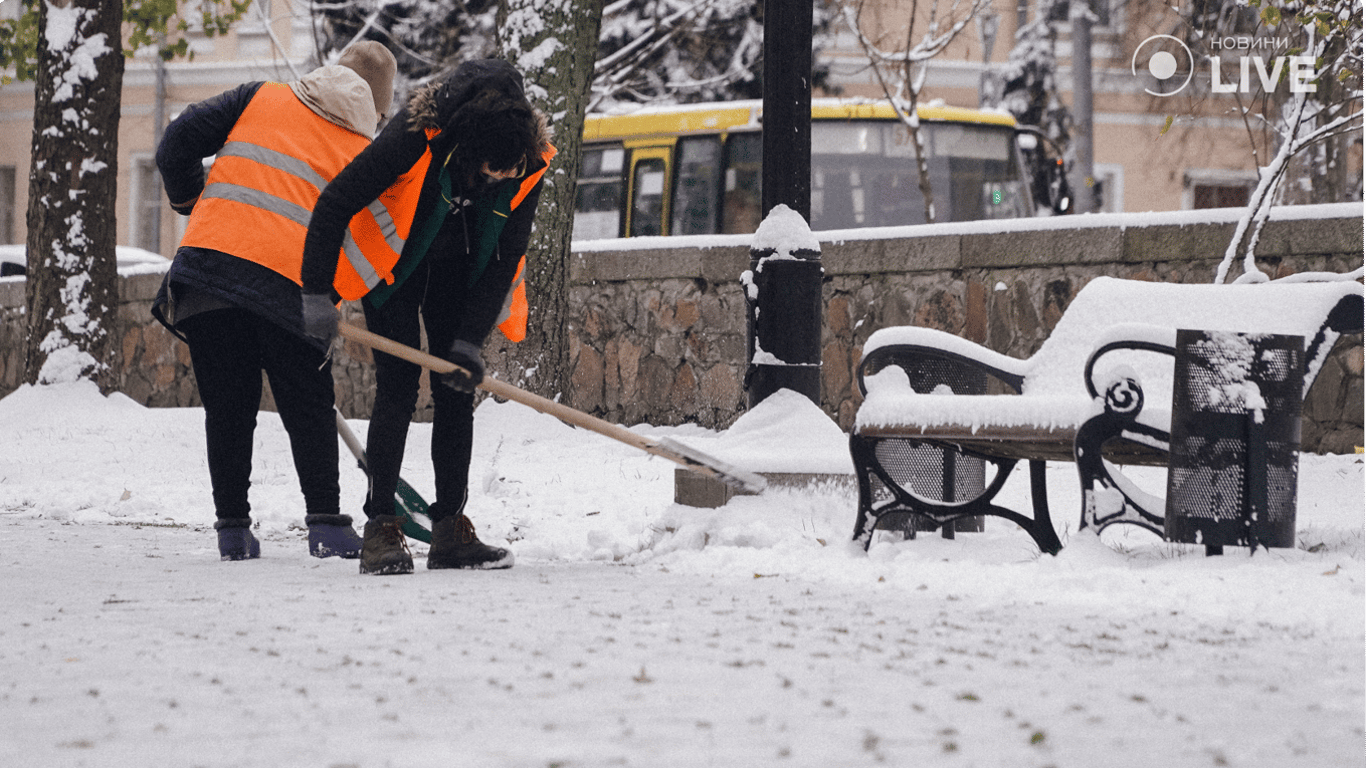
[{"left": 850, "top": 276, "right": 1363, "bottom": 555}]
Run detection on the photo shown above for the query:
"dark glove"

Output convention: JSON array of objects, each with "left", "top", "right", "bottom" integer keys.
[
  {"left": 169, "top": 195, "right": 199, "bottom": 216},
  {"left": 440, "top": 340, "right": 485, "bottom": 393},
  {"left": 301, "top": 292, "right": 339, "bottom": 345}
]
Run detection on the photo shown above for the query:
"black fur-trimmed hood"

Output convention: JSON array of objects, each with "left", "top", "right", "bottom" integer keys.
[{"left": 405, "top": 59, "right": 551, "bottom": 153}]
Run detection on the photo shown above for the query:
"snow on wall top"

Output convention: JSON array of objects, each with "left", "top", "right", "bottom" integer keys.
[{"left": 570, "top": 202, "right": 1363, "bottom": 253}]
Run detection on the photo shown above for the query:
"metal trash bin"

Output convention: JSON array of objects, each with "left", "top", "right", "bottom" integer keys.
[{"left": 1165, "top": 330, "right": 1304, "bottom": 554}]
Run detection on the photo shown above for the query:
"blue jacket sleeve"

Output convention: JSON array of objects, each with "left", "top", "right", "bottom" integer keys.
[{"left": 155, "top": 82, "right": 264, "bottom": 214}]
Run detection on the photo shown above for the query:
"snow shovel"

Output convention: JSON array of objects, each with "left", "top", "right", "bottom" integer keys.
[
  {"left": 334, "top": 409, "right": 434, "bottom": 543},
  {"left": 338, "top": 323, "right": 767, "bottom": 494}
]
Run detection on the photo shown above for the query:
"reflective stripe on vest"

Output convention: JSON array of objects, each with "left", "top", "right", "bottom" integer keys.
[{"left": 210, "top": 140, "right": 409, "bottom": 289}]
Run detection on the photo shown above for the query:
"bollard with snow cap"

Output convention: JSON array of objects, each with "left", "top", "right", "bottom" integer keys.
[{"left": 743, "top": 205, "right": 823, "bottom": 409}]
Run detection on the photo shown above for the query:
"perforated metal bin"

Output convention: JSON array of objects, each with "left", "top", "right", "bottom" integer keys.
[{"left": 1164, "top": 330, "right": 1304, "bottom": 554}]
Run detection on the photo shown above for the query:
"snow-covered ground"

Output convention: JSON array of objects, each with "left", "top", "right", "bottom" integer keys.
[{"left": 1, "top": 381, "right": 1361, "bottom": 767}]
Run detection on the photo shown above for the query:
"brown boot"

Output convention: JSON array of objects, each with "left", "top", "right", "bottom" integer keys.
[
  {"left": 428, "top": 515, "right": 514, "bottom": 570},
  {"left": 359, "top": 515, "right": 414, "bottom": 575}
]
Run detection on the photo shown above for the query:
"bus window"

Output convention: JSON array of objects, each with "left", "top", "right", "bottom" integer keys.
[
  {"left": 629, "top": 155, "right": 667, "bottom": 237},
  {"left": 722, "top": 132, "right": 761, "bottom": 234},
  {"left": 670, "top": 137, "right": 724, "bottom": 236},
  {"left": 573, "top": 145, "right": 626, "bottom": 240},
  {"left": 931, "top": 124, "right": 1030, "bottom": 221},
  {"left": 812, "top": 122, "right": 923, "bottom": 229},
  {"left": 810, "top": 121, "right": 1029, "bottom": 228}
]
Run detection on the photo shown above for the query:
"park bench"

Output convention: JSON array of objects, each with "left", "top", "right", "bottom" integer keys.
[{"left": 849, "top": 276, "right": 1364, "bottom": 555}]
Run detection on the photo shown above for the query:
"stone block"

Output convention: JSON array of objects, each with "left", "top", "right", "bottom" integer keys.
[
  {"left": 1283, "top": 215, "right": 1364, "bottom": 256},
  {"left": 964, "top": 225, "right": 1120, "bottom": 268},
  {"left": 1124, "top": 222, "right": 1235, "bottom": 263},
  {"left": 674, "top": 469, "right": 855, "bottom": 508},
  {"left": 1252, "top": 218, "right": 1293, "bottom": 257},
  {"left": 699, "top": 248, "right": 750, "bottom": 283},
  {"left": 120, "top": 272, "right": 165, "bottom": 302},
  {"left": 674, "top": 469, "right": 737, "bottom": 508},
  {"left": 825, "top": 234, "right": 959, "bottom": 274}
]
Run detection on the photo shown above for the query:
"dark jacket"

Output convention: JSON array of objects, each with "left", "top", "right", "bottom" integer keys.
[
  {"left": 151, "top": 81, "right": 319, "bottom": 348},
  {"left": 300, "top": 59, "right": 550, "bottom": 349}
]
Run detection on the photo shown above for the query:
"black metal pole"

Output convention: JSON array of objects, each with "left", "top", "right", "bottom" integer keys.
[
  {"left": 761, "top": 0, "right": 812, "bottom": 220},
  {"left": 745, "top": 0, "right": 821, "bottom": 410}
]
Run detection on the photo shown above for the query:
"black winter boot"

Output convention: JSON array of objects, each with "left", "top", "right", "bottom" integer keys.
[
  {"left": 428, "top": 515, "right": 514, "bottom": 570},
  {"left": 360, "top": 515, "right": 414, "bottom": 575},
  {"left": 215, "top": 518, "right": 260, "bottom": 561},
  {"left": 306, "top": 514, "right": 363, "bottom": 558}
]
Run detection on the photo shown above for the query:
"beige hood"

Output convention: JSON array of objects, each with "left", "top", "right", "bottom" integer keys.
[{"left": 289, "top": 65, "right": 378, "bottom": 138}]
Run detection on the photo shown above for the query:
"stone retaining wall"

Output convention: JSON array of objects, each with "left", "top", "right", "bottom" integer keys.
[{"left": 2, "top": 204, "right": 1361, "bottom": 453}]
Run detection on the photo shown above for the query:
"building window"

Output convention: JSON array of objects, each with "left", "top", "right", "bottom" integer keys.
[
  {"left": 1183, "top": 168, "right": 1257, "bottom": 210},
  {"left": 1192, "top": 184, "right": 1251, "bottom": 209},
  {"left": 0, "top": 166, "right": 14, "bottom": 244},
  {"left": 1048, "top": 0, "right": 1110, "bottom": 28},
  {"left": 130, "top": 156, "right": 163, "bottom": 254}
]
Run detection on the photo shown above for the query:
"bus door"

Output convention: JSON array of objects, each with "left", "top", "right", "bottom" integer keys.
[
  {"left": 720, "top": 132, "right": 762, "bottom": 235},
  {"left": 573, "top": 144, "right": 627, "bottom": 240},
  {"left": 625, "top": 145, "right": 672, "bottom": 237},
  {"left": 669, "top": 135, "right": 725, "bottom": 236}
]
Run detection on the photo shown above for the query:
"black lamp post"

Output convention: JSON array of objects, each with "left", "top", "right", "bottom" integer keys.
[{"left": 746, "top": 0, "right": 822, "bottom": 410}]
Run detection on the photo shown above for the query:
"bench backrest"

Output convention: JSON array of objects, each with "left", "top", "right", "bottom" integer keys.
[{"left": 1022, "top": 277, "right": 1362, "bottom": 405}]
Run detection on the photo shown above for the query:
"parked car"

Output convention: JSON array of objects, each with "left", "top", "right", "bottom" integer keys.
[{"left": 0, "top": 245, "right": 169, "bottom": 277}]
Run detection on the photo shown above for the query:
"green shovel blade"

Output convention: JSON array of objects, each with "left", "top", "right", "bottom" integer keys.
[
  {"left": 337, "top": 410, "right": 434, "bottom": 545},
  {"left": 395, "top": 480, "right": 433, "bottom": 543}
]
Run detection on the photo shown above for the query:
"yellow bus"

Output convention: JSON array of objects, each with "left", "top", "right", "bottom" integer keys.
[{"left": 571, "top": 99, "right": 1034, "bottom": 240}]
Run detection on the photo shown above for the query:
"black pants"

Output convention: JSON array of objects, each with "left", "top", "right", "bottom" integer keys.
[
  {"left": 180, "top": 309, "right": 339, "bottom": 521},
  {"left": 362, "top": 259, "right": 475, "bottom": 523}
]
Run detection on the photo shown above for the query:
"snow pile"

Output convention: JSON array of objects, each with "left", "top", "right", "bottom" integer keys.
[{"left": 672, "top": 388, "right": 853, "bottom": 475}]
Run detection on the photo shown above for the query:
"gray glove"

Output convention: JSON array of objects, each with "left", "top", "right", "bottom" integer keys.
[
  {"left": 440, "top": 340, "right": 485, "bottom": 393},
  {"left": 301, "top": 292, "right": 339, "bottom": 345}
]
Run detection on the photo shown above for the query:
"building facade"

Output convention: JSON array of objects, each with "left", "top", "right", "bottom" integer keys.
[{"left": 0, "top": 0, "right": 1358, "bottom": 252}]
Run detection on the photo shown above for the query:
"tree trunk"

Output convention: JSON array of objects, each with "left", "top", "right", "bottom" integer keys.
[
  {"left": 493, "top": 0, "right": 603, "bottom": 400},
  {"left": 24, "top": 0, "right": 124, "bottom": 391}
]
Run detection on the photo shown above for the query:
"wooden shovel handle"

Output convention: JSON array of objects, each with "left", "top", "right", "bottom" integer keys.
[{"left": 338, "top": 323, "right": 657, "bottom": 453}]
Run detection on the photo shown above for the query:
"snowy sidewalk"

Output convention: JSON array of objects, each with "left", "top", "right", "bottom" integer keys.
[
  {"left": 1, "top": 382, "right": 1363, "bottom": 766},
  {"left": 1, "top": 517, "right": 1362, "bottom": 767}
]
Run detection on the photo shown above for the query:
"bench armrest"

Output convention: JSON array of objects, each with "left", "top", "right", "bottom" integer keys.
[
  {"left": 859, "top": 329, "right": 1027, "bottom": 397},
  {"left": 1083, "top": 324, "right": 1178, "bottom": 401}
]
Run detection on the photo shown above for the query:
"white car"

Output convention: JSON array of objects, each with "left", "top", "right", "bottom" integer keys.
[{"left": 0, "top": 244, "right": 170, "bottom": 278}]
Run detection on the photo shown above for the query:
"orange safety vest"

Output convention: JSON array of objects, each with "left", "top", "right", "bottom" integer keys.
[
  {"left": 497, "top": 144, "right": 556, "bottom": 342},
  {"left": 365, "top": 133, "right": 556, "bottom": 343},
  {"left": 180, "top": 84, "right": 401, "bottom": 295}
]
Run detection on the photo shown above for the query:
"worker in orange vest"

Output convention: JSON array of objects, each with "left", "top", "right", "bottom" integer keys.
[
  {"left": 300, "top": 59, "right": 554, "bottom": 576},
  {"left": 152, "top": 42, "right": 397, "bottom": 562}
]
